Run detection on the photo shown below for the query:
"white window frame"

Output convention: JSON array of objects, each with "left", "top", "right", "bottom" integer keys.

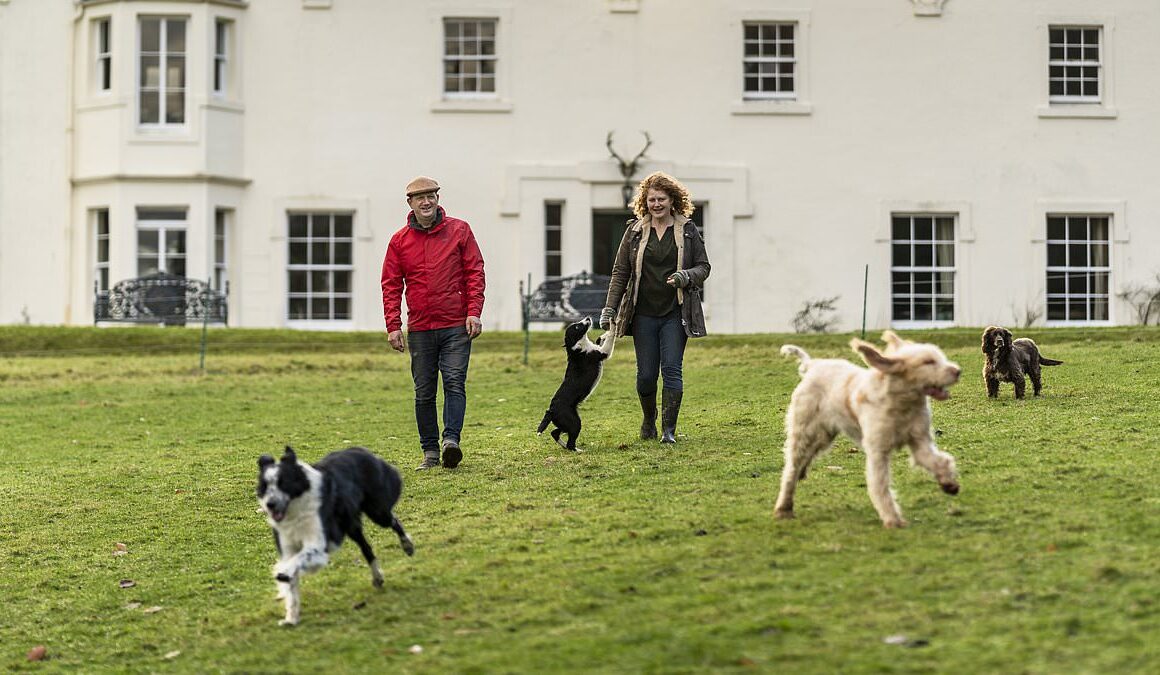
[
  {"left": 95, "top": 17, "right": 112, "bottom": 92},
  {"left": 136, "top": 207, "right": 188, "bottom": 276},
  {"left": 212, "top": 18, "right": 232, "bottom": 97},
  {"left": 1048, "top": 25, "right": 1101, "bottom": 104},
  {"left": 732, "top": 10, "right": 811, "bottom": 116},
  {"left": 286, "top": 212, "right": 355, "bottom": 324},
  {"left": 544, "top": 201, "right": 563, "bottom": 280},
  {"left": 430, "top": 7, "right": 512, "bottom": 113},
  {"left": 889, "top": 213, "right": 958, "bottom": 328},
  {"left": 213, "top": 208, "right": 231, "bottom": 292},
  {"left": 138, "top": 16, "right": 188, "bottom": 127},
  {"left": 1044, "top": 214, "right": 1112, "bottom": 325},
  {"left": 441, "top": 17, "right": 498, "bottom": 99},
  {"left": 742, "top": 21, "right": 796, "bottom": 102},
  {"left": 94, "top": 208, "right": 111, "bottom": 293},
  {"left": 1037, "top": 17, "right": 1116, "bottom": 119}
]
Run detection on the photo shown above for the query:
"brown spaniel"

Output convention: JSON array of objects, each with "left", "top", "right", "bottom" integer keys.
[{"left": 981, "top": 326, "right": 1063, "bottom": 399}]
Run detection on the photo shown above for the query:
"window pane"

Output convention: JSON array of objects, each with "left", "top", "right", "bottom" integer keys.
[
  {"left": 288, "top": 297, "right": 307, "bottom": 320},
  {"left": 311, "top": 242, "right": 329, "bottom": 265},
  {"left": 913, "top": 217, "right": 932, "bottom": 240},
  {"left": 333, "top": 297, "right": 350, "bottom": 320},
  {"left": 1067, "top": 217, "right": 1086, "bottom": 240},
  {"left": 289, "top": 270, "right": 307, "bottom": 293},
  {"left": 311, "top": 214, "right": 330, "bottom": 238},
  {"left": 547, "top": 255, "right": 561, "bottom": 278},
  {"left": 165, "top": 92, "right": 184, "bottom": 123},
  {"left": 935, "top": 217, "right": 954, "bottom": 241},
  {"left": 1046, "top": 272, "right": 1066, "bottom": 294},
  {"left": 891, "top": 216, "right": 909, "bottom": 240},
  {"left": 289, "top": 242, "right": 307, "bottom": 265},
  {"left": 935, "top": 271, "right": 954, "bottom": 295},
  {"left": 892, "top": 272, "right": 910, "bottom": 296},
  {"left": 334, "top": 214, "right": 353, "bottom": 238},
  {"left": 1046, "top": 216, "right": 1066, "bottom": 239},
  {"left": 1047, "top": 299, "right": 1065, "bottom": 321},
  {"left": 333, "top": 241, "right": 352, "bottom": 265},
  {"left": 1090, "top": 243, "right": 1108, "bottom": 266},
  {"left": 1047, "top": 243, "right": 1066, "bottom": 267},
  {"left": 168, "top": 257, "right": 186, "bottom": 277},
  {"left": 546, "top": 229, "right": 561, "bottom": 251},
  {"left": 311, "top": 271, "right": 330, "bottom": 293},
  {"left": 892, "top": 301, "right": 911, "bottom": 321},
  {"left": 138, "top": 258, "right": 159, "bottom": 276},
  {"left": 1068, "top": 243, "right": 1085, "bottom": 266},
  {"left": 166, "top": 19, "right": 186, "bottom": 53},
  {"left": 165, "top": 230, "right": 185, "bottom": 254},
  {"left": 289, "top": 214, "right": 308, "bottom": 238},
  {"left": 141, "top": 19, "right": 160, "bottom": 52},
  {"left": 333, "top": 272, "right": 351, "bottom": 293},
  {"left": 914, "top": 244, "right": 933, "bottom": 267},
  {"left": 138, "top": 230, "right": 159, "bottom": 255},
  {"left": 913, "top": 298, "right": 932, "bottom": 321},
  {"left": 892, "top": 243, "right": 910, "bottom": 266},
  {"left": 935, "top": 244, "right": 954, "bottom": 267},
  {"left": 914, "top": 272, "right": 932, "bottom": 296},
  {"left": 141, "top": 56, "right": 160, "bottom": 87},
  {"left": 310, "top": 297, "right": 329, "bottom": 320},
  {"left": 1090, "top": 217, "right": 1109, "bottom": 241}
]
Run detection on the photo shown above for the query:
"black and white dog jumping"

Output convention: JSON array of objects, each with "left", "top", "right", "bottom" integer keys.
[
  {"left": 256, "top": 446, "right": 414, "bottom": 626},
  {"left": 537, "top": 316, "right": 616, "bottom": 451}
]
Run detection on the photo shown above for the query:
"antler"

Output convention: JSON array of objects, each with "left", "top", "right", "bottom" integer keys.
[{"left": 607, "top": 131, "right": 653, "bottom": 181}]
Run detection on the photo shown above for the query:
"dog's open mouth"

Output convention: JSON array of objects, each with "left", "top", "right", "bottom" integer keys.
[
  {"left": 924, "top": 386, "right": 951, "bottom": 401},
  {"left": 268, "top": 508, "right": 287, "bottom": 522}
]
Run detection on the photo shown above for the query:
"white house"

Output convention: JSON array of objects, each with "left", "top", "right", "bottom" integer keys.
[{"left": 1, "top": 0, "right": 1157, "bottom": 332}]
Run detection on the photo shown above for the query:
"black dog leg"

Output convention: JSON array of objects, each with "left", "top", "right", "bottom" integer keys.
[{"left": 348, "top": 526, "right": 383, "bottom": 588}]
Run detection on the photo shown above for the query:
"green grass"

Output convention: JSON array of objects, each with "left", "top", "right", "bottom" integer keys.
[{"left": 1, "top": 326, "right": 1158, "bottom": 673}]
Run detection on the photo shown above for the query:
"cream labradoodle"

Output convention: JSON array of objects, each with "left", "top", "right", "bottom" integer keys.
[{"left": 775, "top": 331, "right": 962, "bottom": 528}]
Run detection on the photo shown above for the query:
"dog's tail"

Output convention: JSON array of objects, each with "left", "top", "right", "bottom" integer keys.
[
  {"left": 536, "top": 410, "right": 552, "bottom": 435},
  {"left": 780, "top": 345, "right": 812, "bottom": 376},
  {"left": 1040, "top": 356, "right": 1064, "bottom": 366}
]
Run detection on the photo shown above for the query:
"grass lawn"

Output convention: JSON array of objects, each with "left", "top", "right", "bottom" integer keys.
[{"left": 0, "top": 325, "right": 1157, "bottom": 673}]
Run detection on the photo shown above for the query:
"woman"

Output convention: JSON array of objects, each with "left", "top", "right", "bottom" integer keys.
[{"left": 600, "top": 171, "right": 710, "bottom": 443}]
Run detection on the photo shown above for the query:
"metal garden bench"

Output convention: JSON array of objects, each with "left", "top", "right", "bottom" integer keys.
[{"left": 518, "top": 270, "right": 610, "bottom": 364}]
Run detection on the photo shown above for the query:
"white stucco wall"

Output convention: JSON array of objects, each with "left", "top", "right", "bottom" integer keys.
[{"left": 2, "top": 0, "right": 1158, "bottom": 331}]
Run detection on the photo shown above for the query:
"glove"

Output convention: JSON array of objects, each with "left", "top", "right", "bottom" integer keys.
[
  {"left": 599, "top": 306, "right": 616, "bottom": 330},
  {"left": 667, "top": 271, "right": 690, "bottom": 288}
]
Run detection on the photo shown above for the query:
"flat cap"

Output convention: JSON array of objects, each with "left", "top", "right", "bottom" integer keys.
[{"left": 405, "top": 176, "right": 441, "bottom": 197}]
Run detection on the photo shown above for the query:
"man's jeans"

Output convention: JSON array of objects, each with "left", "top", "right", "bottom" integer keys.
[
  {"left": 632, "top": 308, "right": 687, "bottom": 395},
  {"left": 408, "top": 325, "right": 472, "bottom": 452}
]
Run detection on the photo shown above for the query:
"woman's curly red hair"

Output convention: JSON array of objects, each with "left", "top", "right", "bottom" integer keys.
[{"left": 630, "top": 171, "right": 694, "bottom": 220}]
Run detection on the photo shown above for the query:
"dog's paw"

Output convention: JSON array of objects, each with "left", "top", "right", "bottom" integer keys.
[
  {"left": 774, "top": 509, "right": 795, "bottom": 520},
  {"left": 882, "top": 518, "right": 908, "bottom": 529},
  {"left": 940, "top": 481, "right": 960, "bottom": 495},
  {"left": 278, "top": 617, "right": 299, "bottom": 627},
  {"left": 400, "top": 537, "right": 415, "bottom": 557}
]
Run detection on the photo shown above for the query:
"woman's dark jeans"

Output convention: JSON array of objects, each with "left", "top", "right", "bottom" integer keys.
[
  {"left": 408, "top": 325, "right": 472, "bottom": 452},
  {"left": 632, "top": 308, "right": 687, "bottom": 395}
]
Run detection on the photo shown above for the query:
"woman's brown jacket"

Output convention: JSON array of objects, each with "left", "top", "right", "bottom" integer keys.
[{"left": 603, "top": 214, "right": 711, "bottom": 338}]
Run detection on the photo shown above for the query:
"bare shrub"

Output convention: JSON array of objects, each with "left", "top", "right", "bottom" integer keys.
[
  {"left": 792, "top": 296, "right": 840, "bottom": 334},
  {"left": 1117, "top": 274, "right": 1160, "bottom": 325}
]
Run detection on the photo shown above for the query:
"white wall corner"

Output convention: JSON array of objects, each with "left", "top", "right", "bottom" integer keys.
[{"left": 911, "top": 0, "right": 947, "bottom": 17}]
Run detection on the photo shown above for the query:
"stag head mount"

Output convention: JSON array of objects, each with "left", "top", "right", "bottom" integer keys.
[{"left": 606, "top": 131, "right": 653, "bottom": 183}]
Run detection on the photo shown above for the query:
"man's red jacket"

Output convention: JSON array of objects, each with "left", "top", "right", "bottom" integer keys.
[{"left": 380, "top": 207, "right": 486, "bottom": 333}]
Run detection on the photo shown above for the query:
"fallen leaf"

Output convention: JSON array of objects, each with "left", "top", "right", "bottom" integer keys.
[
  {"left": 163, "top": 651, "right": 181, "bottom": 660},
  {"left": 27, "top": 645, "right": 47, "bottom": 661},
  {"left": 143, "top": 606, "right": 163, "bottom": 614},
  {"left": 119, "top": 579, "right": 136, "bottom": 589}
]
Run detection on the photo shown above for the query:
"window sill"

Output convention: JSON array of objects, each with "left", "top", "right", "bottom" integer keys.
[
  {"left": 431, "top": 98, "right": 513, "bottom": 114},
  {"left": 1037, "top": 104, "right": 1118, "bottom": 119},
  {"left": 731, "top": 100, "right": 812, "bottom": 116}
]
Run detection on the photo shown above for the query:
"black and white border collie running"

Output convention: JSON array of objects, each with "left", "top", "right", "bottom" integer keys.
[
  {"left": 256, "top": 446, "right": 414, "bottom": 626},
  {"left": 537, "top": 316, "right": 616, "bottom": 451}
]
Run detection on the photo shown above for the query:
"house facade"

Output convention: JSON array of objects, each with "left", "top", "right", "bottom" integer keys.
[{"left": 1, "top": 0, "right": 1157, "bottom": 332}]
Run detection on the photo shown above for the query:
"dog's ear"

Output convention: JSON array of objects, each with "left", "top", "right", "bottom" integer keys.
[
  {"left": 881, "top": 330, "right": 908, "bottom": 352},
  {"left": 258, "top": 455, "right": 275, "bottom": 469},
  {"left": 281, "top": 446, "right": 297, "bottom": 463},
  {"left": 851, "top": 338, "right": 901, "bottom": 373},
  {"left": 981, "top": 327, "right": 996, "bottom": 354}
]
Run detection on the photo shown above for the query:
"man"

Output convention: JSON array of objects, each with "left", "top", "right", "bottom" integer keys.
[{"left": 381, "top": 176, "right": 485, "bottom": 470}]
